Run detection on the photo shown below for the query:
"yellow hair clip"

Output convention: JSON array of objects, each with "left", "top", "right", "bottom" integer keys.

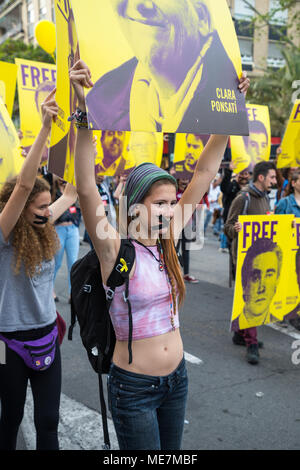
[{"left": 119, "top": 258, "right": 128, "bottom": 272}]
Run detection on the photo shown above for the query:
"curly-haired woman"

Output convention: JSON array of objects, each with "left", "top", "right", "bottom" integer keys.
[
  {"left": 0, "top": 89, "right": 77, "bottom": 450},
  {"left": 69, "top": 60, "right": 250, "bottom": 450}
]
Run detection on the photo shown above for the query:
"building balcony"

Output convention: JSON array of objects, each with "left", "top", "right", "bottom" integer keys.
[
  {"left": 0, "top": 0, "right": 22, "bottom": 16},
  {"left": 0, "top": 0, "right": 22, "bottom": 43}
]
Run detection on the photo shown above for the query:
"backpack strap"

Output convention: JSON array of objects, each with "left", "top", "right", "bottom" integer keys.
[
  {"left": 97, "top": 354, "right": 111, "bottom": 450},
  {"left": 106, "top": 238, "right": 135, "bottom": 365},
  {"left": 68, "top": 297, "right": 76, "bottom": 341},
  {"left": 123, "top": 276, "right": 133, "bottom": 364},
  {"left": 242, "top": 192, "right": 251, "bottom": 215}
]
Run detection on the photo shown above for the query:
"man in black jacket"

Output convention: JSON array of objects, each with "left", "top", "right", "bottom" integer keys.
[{"left": 221, "top": 162, "right": 250, "bottom": 224}]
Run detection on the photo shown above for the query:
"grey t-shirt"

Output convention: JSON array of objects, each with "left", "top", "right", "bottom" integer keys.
[{"left": 0, "top": 227, "right": 56, "bottom": 332}]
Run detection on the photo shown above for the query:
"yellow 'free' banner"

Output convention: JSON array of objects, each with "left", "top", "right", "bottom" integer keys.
[
  {"left": 172, "top": 133, "right": 210, "bottom": 180},
  {"left": 277, "top": 100, "right": 300, "bottom": 169},
  {"left": 94, "top": 131, "right": 163, "bottom": 177},
  {"left": 15, "top": 58, "right": 56, "bottom": 163},
  {"left": 70, "top": 0, "right": 248, "bottom": 136},
  {"left": 0, "top": 97, "right": 23, "bottom": 186},
  {"left": 230, "top": 214, "right": 298, "bottom": 331},
  {"left": 230, "top": 104, "right": 271, "bottom": 174},
  {"left": 284, "top": 218, "right": 300, "bottom": 321},
  {"left": 48, "top": 0, "right": 78, "bottom": 185},
  {"left": 0, "top": 61, "right": 18, "bottom": 117}
]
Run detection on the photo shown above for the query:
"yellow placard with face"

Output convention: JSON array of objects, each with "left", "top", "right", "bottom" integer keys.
[
  {"left": 15, "top": 58, "right": 56, "bottom": 163},
  {"left": 0, "top": 61, "right": 18, "bottom": 117},
  {"left": 230, "top": 105, "right": 271, "bottom": 174},
  {"left": 70, "top": 0, "right": 248, "bottom": 136},
  {"left": 172, "top": 133, "right": 210, "bottom": 180},
  {"left": 94, "top": 131, "right": 163, "bottom": 177},
  {"left": 277, "top": 100, "right": 300, "bottom": 169},
  {"left": 0, "top": 97, "right": 23, "bottom": 186},
  {"left": 284, "top": 219, "right": 300, "bottom": 321},
  {"left": 230, "top": 214, "right": 295, "bottom": 331},
  {"left": 48, "top": 0, "right": 78, "bottom": 185}
]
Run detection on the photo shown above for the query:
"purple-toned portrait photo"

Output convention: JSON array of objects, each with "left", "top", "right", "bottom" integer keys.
[{"left": 85, "top": 0, "right": 249, "bottom": 136}]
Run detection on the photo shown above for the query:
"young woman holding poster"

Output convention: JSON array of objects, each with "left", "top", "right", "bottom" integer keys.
[
  {"left": 0, "top": 89, "right": 77, "bottom": 450},
  {"left": 70, "top": 60, "right": 249, "bottom": 451}
]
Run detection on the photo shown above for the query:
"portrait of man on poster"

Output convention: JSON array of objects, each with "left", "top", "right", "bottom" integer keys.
[
  {"left": 242, "top": 120, "right": 269, "bottom": 166},
  {"left": 232, "top": 237, "right": 283, "bottom": 330},
  {"left": 85, "top": 0, "right": 248, "bottom": 135}
]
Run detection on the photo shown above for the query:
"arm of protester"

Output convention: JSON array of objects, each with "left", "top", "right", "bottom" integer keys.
[
  {"left": 114, "top": 176, "right": 127, "bottom": 200},
  {"left": 220, "top": 167, "right": 233, "bottom": 194},
  {"left": 172, "top": 73, "right": 250, "bottom": 241},
  {"left": 70, "top": 60, "right": 120, "bottom": 276},
  {"left": 0, "top": 89, "right": 58, "bottom": 242},
  {"left": 224, "top": 193, "right": 246, "bottom": 240},
  {"left": 49, "top": 183, "right": 78, "bottom": 223}
]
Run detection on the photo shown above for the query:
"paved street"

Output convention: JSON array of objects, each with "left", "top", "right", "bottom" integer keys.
[{"left": 15, "top": 224, "right": 300, "bottom": 450}]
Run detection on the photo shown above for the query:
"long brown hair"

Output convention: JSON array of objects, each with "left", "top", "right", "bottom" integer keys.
[{"left": 0, "top": 176, "right": 59, "bottom": 277}]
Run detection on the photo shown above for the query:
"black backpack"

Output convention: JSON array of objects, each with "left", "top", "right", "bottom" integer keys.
[{"left": 68, "top": 238, "right": 135, "bottom": 449}]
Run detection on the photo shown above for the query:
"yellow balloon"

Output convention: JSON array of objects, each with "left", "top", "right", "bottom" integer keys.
[{"left": 35, "top": 20, "right": 56, "bottom": 56}]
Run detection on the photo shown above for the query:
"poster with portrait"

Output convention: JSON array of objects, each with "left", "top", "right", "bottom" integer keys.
[
  {"left": 0, "top": 97, "right": 23, "bottom": 186},
  {"left": 230, "top": 214, "right": 295, "bottom": 331},
  {"left": 70, "top": 0, "right": 249, "bottom": 136},
  {"left": 172, "top": 133, "right": 210, "bottom": 180},
  {"left": 230, "top": 105, "right": 271, "bottom": 174},
  {"left": 94, "top": 131, "right": 163, "bottom": 177},
  {"left": 0, "top": 61, "right": 18, "bottom": 117},
  {"left": 277, "top": 100, "right": 300, "bottom": 169},
  {"left": 15, "top": 58, "right": 56, "bottom": 164},
  {"left": 48, "top": 0, "right": 78, "bottom": 185},
  {"left": 283, "top": 218, "right": 300, "bottom": 322}
]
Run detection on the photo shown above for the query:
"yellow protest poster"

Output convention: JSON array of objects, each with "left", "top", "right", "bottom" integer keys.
[
  {"left": 230, "top": 214, "right": 295, "bottom": 331},
  {"left": 0, "top": 61, "right": 18, "bottom": 117},
  {"left": 70, "top": 0, "right": 248, "bottom": 136},
  {"left": 283, "top": 218, "right": 300, "bottom": 322},
  {"left": 15, "top": 58, "right": 56, "bottom": 163},
  {"left": 48, "top": 0, "right": 78, "bottom": 185},
  {"left": 277, "top": 100, "right": 300, "bottom": 169},
  {"left": 0, "top": 97, "right": 23, "bottom": 186},
  {"left": 230, "top": 104, "right": 271, "bottom": 174},
  {"left": 94, "top": 131, "right": 163, "bottom": 177},
  {"left": 172, "top": 133, "right": 210, "bottom": 180}
]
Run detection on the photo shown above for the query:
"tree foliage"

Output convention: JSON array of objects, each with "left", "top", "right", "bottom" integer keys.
[
  {"left": 0, "top": 38, "right": 55, "bottom": 64},
  {"left": 242, "top": 0, "right": 300, "bottom": 136}
]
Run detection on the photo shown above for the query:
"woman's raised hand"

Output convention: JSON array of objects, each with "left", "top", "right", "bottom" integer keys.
[
  {"left": 238, "top": 71, "right": 250, "bottom": 97},
  {"left": 41, "top": 88, "right": 59, "bottom": 130},
  {"left": 69, "top": 60, "right": 93, "bottom": 111}
]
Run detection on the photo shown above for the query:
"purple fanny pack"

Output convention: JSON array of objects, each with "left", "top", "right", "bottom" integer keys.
[{"left": 0, "top": 325, "right": 58, "bottom": 371}]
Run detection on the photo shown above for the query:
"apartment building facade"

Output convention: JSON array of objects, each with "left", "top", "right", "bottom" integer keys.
[{"left": 0, "top": 0, "right": 54, "bottom": 44}]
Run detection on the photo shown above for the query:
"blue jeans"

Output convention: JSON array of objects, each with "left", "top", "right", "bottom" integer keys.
[
  {"left": 204, "top": 209, "right": 212, "bottom": 234},
  {"left": 54, "top": 224, "right": 79, "bottom": 293},
  {"left": 220, "top": 232, "right": 229, "bottom": 249},
  {"left": 107, "top": 357, "right": 188, "bottom": 450}
]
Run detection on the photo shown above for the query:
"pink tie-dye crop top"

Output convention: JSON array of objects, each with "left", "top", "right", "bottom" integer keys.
[{"left": 103, "top": 240, "right": 179, "bottom": 341}]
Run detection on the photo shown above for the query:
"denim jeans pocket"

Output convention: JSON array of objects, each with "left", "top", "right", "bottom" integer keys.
[{"left": 108, "top": 376, "right": 158, "bottom": 411}]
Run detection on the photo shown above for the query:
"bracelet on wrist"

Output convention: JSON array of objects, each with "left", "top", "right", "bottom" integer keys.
[{"left": 68, "top": 108, "right": 88, "bottom": 129}]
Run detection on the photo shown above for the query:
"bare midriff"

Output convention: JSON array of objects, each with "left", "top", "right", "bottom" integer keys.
[{"left": 112, "top": 328, "right": 184, "bottom": 377}]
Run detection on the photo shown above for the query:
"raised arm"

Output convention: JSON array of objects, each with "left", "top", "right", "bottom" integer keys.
[
  {"left": 49, "top": 182, "right": 78, "bottom": 223},
  {"left": 69, "top": 60, "right": 120, "bottom": 273},
  {"left": 172, "top": 72, "right": 250, "bottom": 241},
  {"left": 0, "top": 89, "right": 58, "bottom": 241}
]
